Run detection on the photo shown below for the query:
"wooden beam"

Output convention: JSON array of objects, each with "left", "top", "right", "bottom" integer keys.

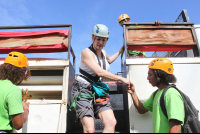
[
  {"left": 0, "top": 33, "right": 68, "bottom": 47},
  {"left": 126, "top": 26, "right": 197, "bottom": 45}
]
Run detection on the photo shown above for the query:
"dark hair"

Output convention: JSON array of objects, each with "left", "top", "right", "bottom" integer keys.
[
  {"left": 0, "top": 63, "right": 31, "bottom": 85},
  {"left": 153, "top": 69, "right": 177, "bottom": 84}
]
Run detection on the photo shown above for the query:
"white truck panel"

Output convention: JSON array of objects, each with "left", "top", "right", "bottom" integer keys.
[
  {"left": 27, "top": 104, "right": 61, "bottom": 133},
  {"left": 126, "top": 58, "right": 200, "bottom": 133},
  {"left": 195, "top": 25, "right": 200, "bottom": 40},
  {"left": 9, "top": 59, "right": 75, "bottom": 133}
]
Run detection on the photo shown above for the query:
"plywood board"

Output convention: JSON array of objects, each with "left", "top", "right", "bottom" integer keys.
[
  {"left": 126, "top": 26, "right": 197, "bottom": 45},
  {"left": 0, "top": 33, "right": 68, "bottom": 47}
]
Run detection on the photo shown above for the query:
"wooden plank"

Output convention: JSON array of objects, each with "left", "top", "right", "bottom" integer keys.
[
  {"left": 0, "top": 33, "right": 68, "bottom": 47},
  {"left": 126, "top": 26, "right": 197, "bottom": 45}
]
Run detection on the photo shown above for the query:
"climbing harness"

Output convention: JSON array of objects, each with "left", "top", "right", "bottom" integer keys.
[
  {"left": 95, "top": 95, "right": 110, "bottom": 106},
  {"left": 93, "top": 82, "right": 109, "bottom": 97},
  {"left": 69, "top": 80, "right": 95, "bottom": 111}
]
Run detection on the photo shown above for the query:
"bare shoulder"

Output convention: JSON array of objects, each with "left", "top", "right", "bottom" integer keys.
[
  {"left": 81, "top": 48, "right": 94, "bottom": 58},
  {"left": 102, "top": 49, "right": 107, "bottom": 55},
  {"left": 81, "top": 48, "right": 90, "bottom": 54}
]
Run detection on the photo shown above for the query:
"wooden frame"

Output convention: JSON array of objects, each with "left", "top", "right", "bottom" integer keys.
[
  {"left": 125, "top": 26, "right": 197, "bottom": 46},
  {"left": 0, "top": 33, "right": 68, "bottom": 47}
]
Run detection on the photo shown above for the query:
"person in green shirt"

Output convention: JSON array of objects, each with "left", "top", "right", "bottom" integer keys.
[
  {"left": 118, "top": 14, "right": 161, "bottom": 57},
  {"left": 126, "top": 58, "right": 185, "bottom": 133},
  {"left": 0, "top": 52, "right": 31, "bottom": 133}
]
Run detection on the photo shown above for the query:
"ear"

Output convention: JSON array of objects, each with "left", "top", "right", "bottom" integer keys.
[
  {"left": 92, "top": 35, "right": 95, "bottom": 42},
  {"left": 21, "top": 89, "right": 24, "bottom": 93}
]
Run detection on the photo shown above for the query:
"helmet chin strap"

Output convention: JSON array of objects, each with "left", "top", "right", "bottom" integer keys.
[
  {"left": 17, "top": 81, "right": 22, "bottom": 85},
  {"left": 22, "top": 67, "right": 28, "bottom": 78},
  {"left": 17, "top": 68, "right": 28, "bottom": 85}
]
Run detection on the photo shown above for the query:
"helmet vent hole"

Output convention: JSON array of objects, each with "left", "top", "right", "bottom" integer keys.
[
  {"left": 13, "top": 55, "right": 18, "bottom": 57},
  {"left": 9, "top": 54, "right": 12, "bottom": 56}
]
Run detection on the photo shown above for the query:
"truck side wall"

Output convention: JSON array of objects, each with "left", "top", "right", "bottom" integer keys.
[{"left": 195, "top": 25, "right": 200, "bottom": 47}]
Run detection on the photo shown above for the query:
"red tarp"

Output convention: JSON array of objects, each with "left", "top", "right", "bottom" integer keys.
[
  {"left": 0, "top": 30, "right": 69, "bottom": 54},
  {"left": 0, "top": 30, "right": 69, "bottom": 37},
  {"left": 127, "top": 45, "right": 196, "bottom": 52}
]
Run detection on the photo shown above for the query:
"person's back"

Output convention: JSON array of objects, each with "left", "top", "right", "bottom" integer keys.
[
  {"left": 0, "top": 52, "right": 31, "bottom": 133},
  {"left": 0, "top": 80, "right": 23, "bottom": 132}
]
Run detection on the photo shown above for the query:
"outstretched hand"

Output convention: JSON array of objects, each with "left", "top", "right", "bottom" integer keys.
[
  {"left": 126, "top": 81, "right": 135, "bottom": 95},
  {"left": 22, "top": 101, "right": 30, "bottom": 109},
  {"left": 155, "top": 21, "right": 162, "bottom": 26},
  {"left": 121, "top": 78, "right": 131, "bottom": 89}
]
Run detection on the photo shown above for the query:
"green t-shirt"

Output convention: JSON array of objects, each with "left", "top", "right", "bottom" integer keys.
[
  {"left": 0, "top": 80, "right": 24, "bottom": 131},
  {"left": 143, "top": 87, "right": 185, "bottom": 133},
  {"left": 123, "top": 25, "right": 146, "bottom": 56}
]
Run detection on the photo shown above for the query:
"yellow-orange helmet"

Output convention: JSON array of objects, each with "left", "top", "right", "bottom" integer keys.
[
  {"left": 4, "top": 51, "right": 28, "bottom": 67},
  {"left": 118, "top": 14, "right": 130, "bottom": 23},
  {"left": 148, "top": 58, "right": 173, "bottom": 74}
]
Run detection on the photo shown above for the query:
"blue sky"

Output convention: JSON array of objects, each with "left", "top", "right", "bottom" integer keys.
[{"left": 0, "top": 0, "right": 200, "bottom": 74}]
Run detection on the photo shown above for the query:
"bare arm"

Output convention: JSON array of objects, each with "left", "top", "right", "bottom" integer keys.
[
  {"left": 169, "top": 119, "right": 182, "bottom": 133},
  {"left": 11, "top": 102, "right": 29, "bottom": 130},
  {"left": 126, "top": 81, "right": 148, "bottom": 114},
  {"left": 104, "top": 46, "right": 124, "bottom": 64},
  {"left": 81, "top": 49, "right": 129, "bottom": 85},
  {"left": 11, "top": 110, "right": 29, "bottom": 130}
]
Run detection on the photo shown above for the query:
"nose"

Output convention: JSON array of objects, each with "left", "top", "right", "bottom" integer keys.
[
  {"left": 147, "top": 75, "right": 150, "bottom": 80},
  {"left": 98, "top": 40, "right": 103, "bottom": 44}
]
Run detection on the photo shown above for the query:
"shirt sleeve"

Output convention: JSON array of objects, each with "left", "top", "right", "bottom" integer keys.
[
  {"left": 143, "top": 93, "right": 154, "bottom": 112},
  {"left": 165, "top": 93, "right": 185, "bottom": 124},
  {"left": 6, "top": 89, "right": 24, "bottom": 115}
]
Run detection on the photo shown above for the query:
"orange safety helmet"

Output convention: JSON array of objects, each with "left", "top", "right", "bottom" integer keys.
[
  {"left": 4, "top": 51, "right": 28, "bottom": 68},
  {"left": 118, "top": 14, "right": 130, "bottom": 23},
  {"left": 148, "top": 58, "right": 174, "bottom": 74}
]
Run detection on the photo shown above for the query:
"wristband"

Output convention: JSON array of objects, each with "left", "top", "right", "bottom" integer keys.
[{"left": 23, "top": 106, "right": 29, "bottom": 112}]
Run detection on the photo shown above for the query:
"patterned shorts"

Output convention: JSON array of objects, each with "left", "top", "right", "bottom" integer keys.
[{"left": 71, "top": 80, "right": 113, "bottom": 121}]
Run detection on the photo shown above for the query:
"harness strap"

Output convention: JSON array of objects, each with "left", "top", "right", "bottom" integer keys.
[
  {"left": 88, "top": 45, "right": 106, "bottom": 70},
  {"left": 78, "top": 100, "right": 93, "bottom": 120},
  {"left": 79, "top": 44, "right": 107, "bottom": 83},
  {"left": 94, "top": 103, "right": 114, "bottom": 116},
  {"left": 79, "top": 69, "right": 99, "bottom": 84},
  {"left": 69, "top": 92, "right": 95, "bottom": 111}
]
